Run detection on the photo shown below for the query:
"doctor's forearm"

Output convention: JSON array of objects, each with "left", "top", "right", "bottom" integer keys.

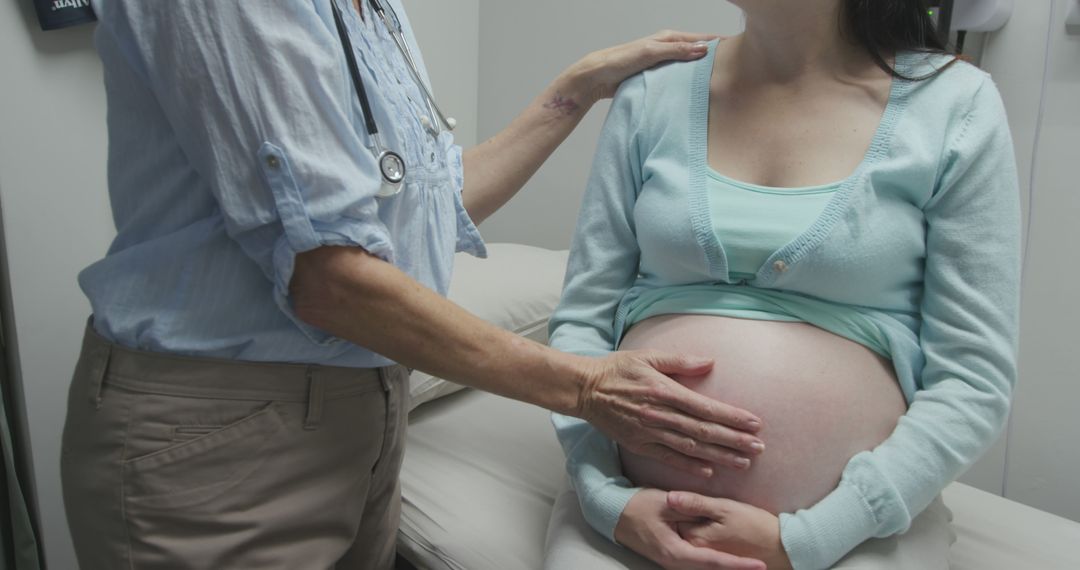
[
  {"left": 291, "top": 245, "right": 592, "bottom": 415},
  {"left": 460, "top": 70, "right": 593, "bottom": 224},
  {"left": 291, "top": 246, "right": 766, "bottom": 475}
]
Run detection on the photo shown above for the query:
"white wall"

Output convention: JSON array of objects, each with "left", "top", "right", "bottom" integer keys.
[
  {"left": 476, "top": 0, "right": 745, "bottom": 249},
  {"left": 0, "top": 3, "right": 481, "bottom": 568},
  {"left": 0, "top": 4, "right": 113, "bottom": 569},
  {"left": 404, "top": 0, "right": 481, "bottom": 148},
  {"left": 984, "top": 0, "right": 1080, "bottom": 523}
]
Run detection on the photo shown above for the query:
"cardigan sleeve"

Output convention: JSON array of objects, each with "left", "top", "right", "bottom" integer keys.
[
  {"left": 547, "top": 74, "right": 649, "bottom": 542},
  {"left": 779, "top": 75, "right": 1022, "bottom": 569}
]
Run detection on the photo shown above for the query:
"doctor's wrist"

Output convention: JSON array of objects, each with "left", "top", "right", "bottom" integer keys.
[
  {"left": 539, "top": 349, "right": 601, "bottom": 418},
  {"left": 544, "top": 68, "right": 599, "bottom": 117},
  {"left": 560, "top": 47, "right": 627, "bottom": 107}
]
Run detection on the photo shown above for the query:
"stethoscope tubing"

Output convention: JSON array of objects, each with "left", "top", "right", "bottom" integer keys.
[
  {"left": 377, "top": 9, "right": 454, "bottom": 136},
  {"left": 330, "top": 0, "right": 405, "bottom": 197},
  {"left": 329, "top": 0, "right": 454, "bottom": 197}
]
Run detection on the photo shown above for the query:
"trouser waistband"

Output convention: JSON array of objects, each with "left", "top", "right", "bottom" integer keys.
[{"left": 78, "top": 320, "right": 401, "bottom": 429}]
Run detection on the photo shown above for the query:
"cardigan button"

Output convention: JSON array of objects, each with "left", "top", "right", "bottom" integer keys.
[{"left": 773, "top": 260, "right": 788, "bottom": 273}]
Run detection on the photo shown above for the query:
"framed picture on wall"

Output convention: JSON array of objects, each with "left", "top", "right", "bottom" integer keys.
[{"left": 33, "top": 0, "right": 96, "bottom": 31}]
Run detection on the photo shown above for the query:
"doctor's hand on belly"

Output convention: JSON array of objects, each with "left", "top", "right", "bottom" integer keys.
[
  {"left": 577, "top": 350, "right": 766, "bottom": 477},
  {"left": 292, "top": 247, "right": 765, "bottom": 476}
]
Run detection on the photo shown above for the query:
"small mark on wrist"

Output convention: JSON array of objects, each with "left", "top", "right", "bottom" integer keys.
[{"left": 544, "top": 93, "right": 582, "bottom": 117}]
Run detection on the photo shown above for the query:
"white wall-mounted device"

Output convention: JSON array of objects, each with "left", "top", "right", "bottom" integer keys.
[
  {"left": 1067, "top": 0, "right": 1080, "bottom": 35},
  {"left": 952, "top": 0, "right": 1014, "bottom": 32}
]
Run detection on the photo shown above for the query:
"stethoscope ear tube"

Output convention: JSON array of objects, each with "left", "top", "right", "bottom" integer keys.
[
  {"left": 373, "top": 0, "right": 456, "bottom": 137},
  {"left": 363, "top": 0, "right": 456, "bottom": 136}
]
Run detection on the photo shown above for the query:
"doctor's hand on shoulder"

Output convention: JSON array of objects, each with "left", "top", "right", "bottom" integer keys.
[
  {"left": 460, "top": 30, "right": 719, "bottom": 223},
  {"left": 568, "top": 30, "right": 718, "bottom": 103}
]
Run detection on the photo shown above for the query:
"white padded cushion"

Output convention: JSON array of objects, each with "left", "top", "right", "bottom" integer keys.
[
  {"left": 399, "top": 390, "right": 566, "bottom": 569},
  {"left": 407, "top": 243, "right": 569, "bottom": 411},
  {"left": 399, "top": 390, "right": 1080, "bottom": 569},
  {"left": 943, "top": 482, "right": 1080, "bottom": 569}
]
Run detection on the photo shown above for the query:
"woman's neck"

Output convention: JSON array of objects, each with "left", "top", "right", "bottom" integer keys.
[{"left": 730, "top": 2, "right": 875, "bottom": 85}]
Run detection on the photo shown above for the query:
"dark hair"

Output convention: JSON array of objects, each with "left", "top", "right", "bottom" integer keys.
[{"left": 842, "top": 0, "right": 959, "bottom": 80}]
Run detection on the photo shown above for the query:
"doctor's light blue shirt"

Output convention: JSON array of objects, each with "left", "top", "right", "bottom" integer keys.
[{"left": 82, "top": 0, "right": 485, "bottom": 368}]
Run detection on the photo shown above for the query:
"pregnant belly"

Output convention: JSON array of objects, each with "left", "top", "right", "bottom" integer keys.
[{"left": 619, "top": 314, "right": 906, "bottom": 515}]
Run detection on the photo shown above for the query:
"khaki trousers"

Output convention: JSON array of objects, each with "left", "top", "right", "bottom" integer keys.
[{"left": 61, "top": 324, "right": 410, "bottom": 570}]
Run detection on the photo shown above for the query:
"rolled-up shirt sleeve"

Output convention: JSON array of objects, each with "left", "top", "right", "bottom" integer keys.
[{"left": 97, "top": 0, "right": 389, "bottom": 342}]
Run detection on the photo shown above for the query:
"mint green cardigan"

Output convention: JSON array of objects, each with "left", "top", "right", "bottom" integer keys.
[{"left": 548, "top": 43, "right": 1021, "bottom": 570}]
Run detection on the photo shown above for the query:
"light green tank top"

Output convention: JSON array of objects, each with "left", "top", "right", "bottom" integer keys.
[
  {"left": 624, "top": 170, "right": 893, "bottom": 358},
  {"left": 707, "top": 169, "right": 839, "bottom": 280}
]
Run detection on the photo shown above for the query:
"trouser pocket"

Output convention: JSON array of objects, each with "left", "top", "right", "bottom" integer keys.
[{"left": 121, "top": 392, "right": 286, "bottom": 511}]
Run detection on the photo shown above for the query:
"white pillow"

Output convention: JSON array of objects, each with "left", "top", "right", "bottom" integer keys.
[{"left": 408, "top": 243, "right": 570, "bottom": 411}]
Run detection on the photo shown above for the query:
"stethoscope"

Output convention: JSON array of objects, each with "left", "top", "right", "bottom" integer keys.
[{"left": 330, "top": 0, "right": 457, "bottom": 198}]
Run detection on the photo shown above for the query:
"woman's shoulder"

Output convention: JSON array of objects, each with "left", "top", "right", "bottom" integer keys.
[
  {"left": 900, "top": 51, "right": 998, "bottom": 111},
  {"left": 615, "top": 42, "right": 711, "bottom": 111},
  {"left": 896, "top": 51, "right": 1007, "bottom": 141},
  {"left": 607, "top": 42, "right": 712, "bottom": 143}
]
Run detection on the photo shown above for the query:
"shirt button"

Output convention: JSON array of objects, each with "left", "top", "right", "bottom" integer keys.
[
  {"left": 773, "top": 260, "right": 788, "bottom": 273},
  {"left": 265, "top": 155, "right": 281, "bottom": 169}
]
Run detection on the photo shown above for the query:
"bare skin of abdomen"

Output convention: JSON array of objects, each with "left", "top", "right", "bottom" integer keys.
[{"left": 619, "top": 314, "right": 906, "bottom": 515}]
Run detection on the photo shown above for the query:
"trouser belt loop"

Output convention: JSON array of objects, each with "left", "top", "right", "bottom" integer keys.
[
  {"left": 378, "top": 367, "right": 392, "bottom": 393},
  {"left": 303, "top": 365, "right": 325, "bottom": 430},
  {"left": 88, "top": 342, "right": 112, "bottom": 410}
]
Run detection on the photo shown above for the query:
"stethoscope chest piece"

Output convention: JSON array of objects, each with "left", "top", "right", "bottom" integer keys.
[{"left": 377, "top": 149, "right": 406, "bottom": 197}]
